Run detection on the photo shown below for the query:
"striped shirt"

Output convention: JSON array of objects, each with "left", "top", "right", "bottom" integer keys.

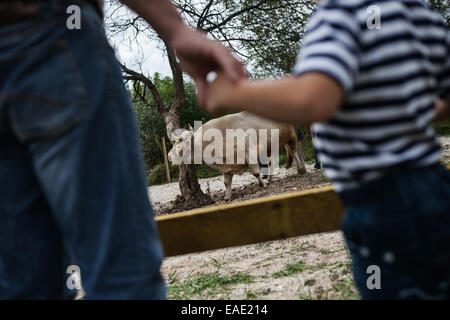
[{"left": 292, "top": 0, "right": 450, "bottom": 191}]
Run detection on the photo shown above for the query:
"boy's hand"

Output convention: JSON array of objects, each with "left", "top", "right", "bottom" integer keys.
[{"left": 203, "top": 72, "right": 238, "bottom": 115}]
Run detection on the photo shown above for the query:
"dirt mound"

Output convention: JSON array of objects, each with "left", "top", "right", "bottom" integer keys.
[{"left": 155, "top": 169, "right": 331, "bottom": 216}]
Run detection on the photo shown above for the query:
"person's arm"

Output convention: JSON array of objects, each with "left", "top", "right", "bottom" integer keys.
[
  {"left": 204, "top": 72, "right": 344, "bottom": 126},
  {"left": 202, "top": 2, "right": 358, "bottom": 124},
  {"left": 433, "top": 99, "right": 450, "bottom": 122},
  {"left": 119, "top": 0, "right": 246, "bottom": 104},
  {"left": 119, "top": 0, "right": 186, "bottom": 46}
]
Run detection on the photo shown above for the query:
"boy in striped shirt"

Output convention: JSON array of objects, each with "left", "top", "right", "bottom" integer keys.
[{"left": 203, "top": 0, "right": 450, "bottom": 299}]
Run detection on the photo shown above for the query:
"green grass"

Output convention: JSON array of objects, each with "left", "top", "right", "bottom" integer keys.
[
  {"left": 331, "top": 278, "right": 360, "bottom": 300},
  {"left": 433, "top": 120, "right": 450, "bottom": 136},
  {"left": 291, "top": 241, "right": 316, "bottom": 253},
  {"left": 319, "top": 248, "right": 347, "bottom": 256},
  {"left": 168, "top": 271, "right": 255, "bottom": 300},
  {"left": 272, "top": 260, "right": 306, "bottom": 278},
  {"left": 244, "top": 289, "right": 258, "bottom": 300}
]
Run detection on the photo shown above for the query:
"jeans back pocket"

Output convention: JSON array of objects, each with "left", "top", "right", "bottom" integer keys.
[{"left": 7, "top": 38, "right": 89, "bottom": 142}]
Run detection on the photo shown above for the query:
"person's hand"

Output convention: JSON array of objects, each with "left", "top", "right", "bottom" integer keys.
[
  {"left": 203, "top": 72, "right": 238, "bottom": 116},
  {"left": 170, "top": 26, "right": 246, "bottom": 106}
]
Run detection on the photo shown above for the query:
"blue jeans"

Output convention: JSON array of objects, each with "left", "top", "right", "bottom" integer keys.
[
  {"left": 339, "top": 164, "right": 450, "bottom": 299},
  {"left": 0, "top": 1, "right": 166, "bottom": 299}
]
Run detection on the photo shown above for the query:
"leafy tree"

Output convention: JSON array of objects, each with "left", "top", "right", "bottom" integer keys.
[
  {"left": 105, "top": 0, "right": 449, "bottom": 200},
  {"left": 131, "top": 74, "right": 212, "bottom": 179},
  {"left": 428, "top": 0, "right": 450, "bottom": 25},
  {"left": 105, "top": 0, "right": 314, "bottom": 201}
]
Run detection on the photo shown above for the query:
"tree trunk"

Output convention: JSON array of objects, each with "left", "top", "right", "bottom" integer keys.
[
  {"left": 163, "top": 112, "right": 209, "bottom": 203},
  {"left": 164, "top": 43, "right": 209, "bottom": 203},
  {"left": 178, "top": 164, "right": 208, "bottom": 202}
]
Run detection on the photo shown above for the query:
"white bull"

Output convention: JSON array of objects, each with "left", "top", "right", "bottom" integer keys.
[{"left": 168, "top": 112, "right": 306, "bottom": 199}]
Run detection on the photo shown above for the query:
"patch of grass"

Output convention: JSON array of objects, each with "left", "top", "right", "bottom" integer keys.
[
  {"left": 260, "top": 253, "right": 285, "bottom": 263},
  {"left": 167, "top": 270, "right": 178, "bottom": 285},
  {"left": 318, "top": 174, "right": 329, "bottom": 183},
  {"left": 310, "top": 262, "right": 328, "bottom": 271},
  {"left": 210, "top": 256, "right": 229, "bottom": 270},
  {"left": 319, "top": 248, "right": 346, "bottom": 256},
  {"left": 331, "top": 278, "right": 360, "bottom": 300},
  {"left": 299, "top": 288, "right": 329, "bottom": 300},
  {"left": 305, "top": 262, "right": 329, "bottom": 275},
  {"left": 244, "top": 289, "right": 258, "bottom": 300},
  {"left": 298, "top": 291, "right": 314, "bottom": 300},
  {"left": 291, "top": 241, "right": 316, "bottom": 253},
  {"left": 168, "top": 271, "right": 255, "bottom": 300},
  {"left": 273, "top": 260, "right": 306, "bottom": 278},
  {"left": 433, "top": 120, "right": 450, "bottom": 136}
]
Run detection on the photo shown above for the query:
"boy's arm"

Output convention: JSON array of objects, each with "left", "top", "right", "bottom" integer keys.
[
  {"left": 203, "top": 1, "right": 359, "bottom": 124},
  {"left": 205, "top": 72, "right": 344, "bottom": 125},
  {"left": 433, "top": 99, "right": 450, "bottom": 122},
  {"left": 119, "top": 0, "right": 246, "bottom": 104}
]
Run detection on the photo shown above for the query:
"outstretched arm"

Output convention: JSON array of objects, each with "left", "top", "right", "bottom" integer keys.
[
  {"left": 204, "top": 72, "right": 344, "bottom": 126},
  {"left": 119, "top": 0, "right": 246, "bottom": 104},
  {"left": 119, "top": 0, "right": 184, "bottom": 46}
]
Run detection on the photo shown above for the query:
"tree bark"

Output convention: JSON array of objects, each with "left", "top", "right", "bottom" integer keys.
[{"left": 178, "top": 164, "right": 206, "bottom": 201}]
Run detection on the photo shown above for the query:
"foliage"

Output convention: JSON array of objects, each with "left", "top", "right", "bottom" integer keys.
[
  {"left": 433, "top": 120, "right": 450, "bottom": 136},
  {"left": 148, "top": 163, "right": 179, "bottom": 186},
  {"left": 131, "top": 73, "right": 212, "bottom": 176},
  {"left": 428, "top": 0, "right": 450, "bottom": 25},
  {"left": 174, "top": 0, "right": 315, "bottom": 78},
  {"left": 110, "top": 0, "right": 449, "bottom": 186}
]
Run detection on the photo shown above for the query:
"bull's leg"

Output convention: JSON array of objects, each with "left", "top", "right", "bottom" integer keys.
[
  {"left": 249, "top": 164, "right": 266, "bottom": 187},
  {"left": 223, "top": 173, "right": 233, "bottom": 200},
  {"left": 259, "top": 161, "right": 269, "bottom": 180},
  {"left": 267, "top": 158, "right": 274, "bottom": 182},
  {"left": 288, "top": 144, "right": 306, "bottom": 175}
]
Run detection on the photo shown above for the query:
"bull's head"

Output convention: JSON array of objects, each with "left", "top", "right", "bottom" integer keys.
[{"left": 168, "top": 129, "right": 195, "bottom": 165}]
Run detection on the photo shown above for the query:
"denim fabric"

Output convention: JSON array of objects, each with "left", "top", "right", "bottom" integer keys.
[
  {"left": 0, "top": 1, "right": 166, "bottom": 299},
  {"left": 339, "top": 164, "right": 450, "bottom": 300}
]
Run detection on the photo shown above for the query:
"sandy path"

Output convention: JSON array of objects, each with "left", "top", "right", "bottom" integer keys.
[{"left": 154, "top": 136, "right": 450, "bottom": 300}]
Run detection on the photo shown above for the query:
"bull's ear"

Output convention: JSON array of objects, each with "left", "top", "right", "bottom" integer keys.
[{"left": 188, "top": 123, "right": 194, "bottom": 131}]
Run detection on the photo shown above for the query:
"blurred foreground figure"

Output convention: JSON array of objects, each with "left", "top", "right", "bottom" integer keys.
[
  {"left": 0, "top": 0, "right": 244, "bottom": 299},
  {"left": 204, "top": 0, "right": 450, "bottom": 299}
]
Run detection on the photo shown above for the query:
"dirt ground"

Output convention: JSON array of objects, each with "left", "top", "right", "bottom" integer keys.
[
  {"left": 154, "top": 168, "right": 331, "bottom": 215},
  {"left": 154, "top": 136, "right": 450, "bottom": 300}
]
